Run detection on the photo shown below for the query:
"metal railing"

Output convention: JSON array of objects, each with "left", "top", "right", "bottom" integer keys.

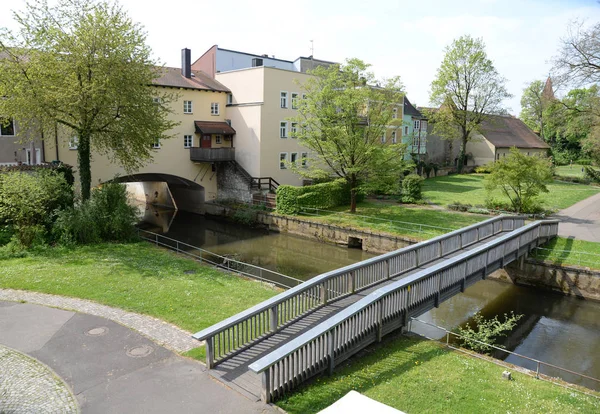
[
  {"left": 193, "top": 215, "right": 526, "bottom": 371},
  {"left": 409, "top": 317, "right": 600, "bottom": 395},
  {"left": 248, "top": 220, "right": 558, "bottom": 402},
  {"left": 531, "top": 246, "right": 600, "bottom": 269},
  {"left": 137, "top": 229, "right": 302, "bottom": 289},
  {"left": 298, "top": 206, "right": 454, "bottom": 236}
]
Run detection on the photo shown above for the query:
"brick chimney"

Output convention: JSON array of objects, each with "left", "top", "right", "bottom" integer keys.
[{"left": 181, "top": 48, "right": 191, "bottom": 78}]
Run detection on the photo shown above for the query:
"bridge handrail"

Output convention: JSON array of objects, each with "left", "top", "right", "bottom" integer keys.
[
  {"left": 248, "top": 219, "right": 558, "bottom": 400},
  {"left": 192, "top": 215, "right": 525, "bottom": 367}
]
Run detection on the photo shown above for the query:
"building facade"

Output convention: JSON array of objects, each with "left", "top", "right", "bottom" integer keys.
[
  {"left": 0, "top": 118, "right": 45, "bottom": 166},
  {"left": 402, "top": 97, "right": 427, "bottom": 161}
]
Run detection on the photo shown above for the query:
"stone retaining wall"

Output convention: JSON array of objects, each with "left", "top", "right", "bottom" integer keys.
[{"left": 489, "top": 256, "right": 600, "bottom": 301}]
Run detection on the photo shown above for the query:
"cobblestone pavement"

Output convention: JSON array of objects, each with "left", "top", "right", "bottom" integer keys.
[
  {"left": 0, "top": 289, "right": 200, "bottom": 353},
  {"left": 0, "top": 344, "right": 78, "bottom": 413}
]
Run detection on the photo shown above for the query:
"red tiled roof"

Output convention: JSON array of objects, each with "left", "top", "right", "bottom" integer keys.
[
  {"left": 480, "top": 115, "right": 550, "bottom": 149},
  {"left": 152, "top": 67, "right": 230, "bottom": 92},
  {"left": 194, "top": 121, "right": 236, "bottom": 135}
]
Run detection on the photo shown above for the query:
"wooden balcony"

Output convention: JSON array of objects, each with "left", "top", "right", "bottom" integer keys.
[{"left": 190, "top": 147, "right": 235, "bottom": 162}]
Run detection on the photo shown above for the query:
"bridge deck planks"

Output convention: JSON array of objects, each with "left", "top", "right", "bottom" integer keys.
[{"left": 210, "top": 233, "right": 506, "bottom": 400}]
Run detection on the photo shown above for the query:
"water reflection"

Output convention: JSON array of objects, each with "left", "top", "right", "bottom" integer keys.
[{"left": 137, "top": 206, "right": 375, "bottom": 280}]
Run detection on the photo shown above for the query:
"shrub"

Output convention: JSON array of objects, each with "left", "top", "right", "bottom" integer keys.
[
  {"left": 456, "top": 312, "right": 523, "bottom": 354},
  {"left": 448, "top": 201, "right": 472, "bottom": 212},
  {"left": 576, "top": 158, "right": 592, "bottom": 166},
  {"left": 467, "top": 207, "right": 490, "bottom": 215},
  {"left": 232, "top": 208, "right": 259, "bottom": 226},
  {"left": 474, "top": 163, "right": 494, "bottom": 174},
  {"left": 584, "top": 166, "right": 600, "bottom": 183},
  {"left": 401, "top": 174, "right": 424, "bottom": 203},
  {"left": 0, "top": 170, "right": 73, "bottom": 246},
  {"left": 276, "top": 179, "right": 363, "bottom": 214},
  {"left": 52, "top": 182, "right": 138, "bottom": 244}
]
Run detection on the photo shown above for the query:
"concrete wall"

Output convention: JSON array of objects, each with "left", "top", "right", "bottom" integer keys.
[
  {"left": 467, "top": 132, "right": 496, "bottom": 166},
  {"left": 489, "top": 257, "right": 600, "bottom": 301},
  {"left": 0, "top": 120, "right": 45, "bottom": 165},
  {"left": 216, "top": 49, "right": 294, "bottom": 72},
  {"left": 125, "top": 182, "right": 175, "bottom": 209}
]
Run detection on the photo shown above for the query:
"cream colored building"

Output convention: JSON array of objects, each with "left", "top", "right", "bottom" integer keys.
[{"left": 43, "top": 49, "right": 233, "bottom": 212}]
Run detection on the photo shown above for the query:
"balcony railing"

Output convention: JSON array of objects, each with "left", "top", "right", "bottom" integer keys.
[{"left": 190, "top": 147, "right": 235, "bottom": 162}]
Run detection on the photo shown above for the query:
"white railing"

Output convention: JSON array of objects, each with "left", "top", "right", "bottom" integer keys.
[
  {"left": 193, "top": 216, "right": 525, "bottom": 369},
  {"left": 248, "top": 220, "right": 559, "bottom": 402}
]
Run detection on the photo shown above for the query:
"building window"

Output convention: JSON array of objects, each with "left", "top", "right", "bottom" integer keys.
[
  {"left": 404, "top": 126, "right": 409, "bottom": 136},
  {"left": 68, "top": 136, "right": 78, "bottom": 150},
  {"left": 227, "top": 94, "right": 233, "bottom": 105},
  {"left": 392, "top": 108, "right": 398, "bottom": 119},
  {"left": 280, "top": 121, "right": 288, "bottom": 138},
  {"left": 391, "top": 131, "right": 397, "bottom": 143},
  {"left": 211, "top": 102, "right": 220, "bottom": 116},
  {"left": 414, "top": 120, "right": 420, "bottom": 130},
  {"left": 302, "top": 93, "right": 307, "bottom": 100},
  {"left": 301, "top": 152, "right": 308, "bottom": 168},
  {"left": 279, "top": 152, "right": 288, "bottom": 169},
  {"left": 0, "top": 118, "right": 15, "bottom": 136},
  {"left": 291, "top": 93, "right": 299, "bottom": 109},
  {"left": 381, "top": 133, "right": 386, "bottom": 143},
  {"left": 291, "top": 122, "right": 298, "bottom": 138},
  {"left": 280, "top": 91, "right": 288, "bottom": 108},
  {"left": 215, "top": 135, "right": 222, "bottom": 144},
  {"left": 184, "top": 100, "right": 193, "bottom": 114},
  {"left": 184, "top": 135, "right": 193, "bottom": 148},
  {"left": 152, "top": 137, "right": 161, "bottom": 149},
  {"left": 291, "top": 152, "right": 298, "bottom": 166}
]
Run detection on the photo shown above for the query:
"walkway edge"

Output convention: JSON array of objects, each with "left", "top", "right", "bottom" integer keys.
[{"left": 0, "top": 289, "right": 201, "bottom": 353}]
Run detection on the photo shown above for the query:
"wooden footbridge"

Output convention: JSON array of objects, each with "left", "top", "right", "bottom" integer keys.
[{"left": 193, "top": 216, "right": 559, "bottom": 402}]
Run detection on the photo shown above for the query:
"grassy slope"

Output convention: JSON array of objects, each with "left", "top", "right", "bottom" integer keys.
[
  {"left": 532, "top": 236, "right": 600, "bottom": 269},
  {"left": 292, "top": 202, "right": 485, "bottom": 240},
  {"left": 422, "top": 174, "right": 600, "bottom": 211},
  {"left": 277, "top": 335, "right": 600, "bottom": 414},
  {"left": 0, "top": 243, "right": 278, "bottom": 333}
]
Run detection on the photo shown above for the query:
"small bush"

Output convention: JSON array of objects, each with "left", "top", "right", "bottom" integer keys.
[
  {"left": 52, "top": 182, "right": 138, "bottom": 244},
  {"left": 576, "top": 159, "right": 593, "bottom": 166},
  {"left": 467, "top": 207, "right": 490, "bottom": 214},
  {"left": 232, "top": 208, "right": 259, "bottom": 226},
  {"left": 401, "top": 174, "right": 424, "bottom": 203},
  {"left": 456, "top": 312, "right": 523, "bottom": 354},
  {"left": 448, "top": 201, "right": 472, "bottom": 212},
  {"left": 474, "top": 163, "right": 494, "bottom": 174},
  {"left": 584, "top": 166, "right": 600, "bottom": 183}
]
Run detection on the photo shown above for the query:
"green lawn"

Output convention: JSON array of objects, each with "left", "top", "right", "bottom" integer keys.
[
  {"left": 292, "top": 201, "right": 486, "bottom": 240},
  {"left": 277, "top": 334, "right": 600, "bottom": 414},
  {"left": 0, "top": 243, "right": 278, "bottom": 333},
  {"left": 422, "top": 174, "right": 600, "bottom": 211},
  {"left": 554, "top": 164, "right": 599, "bottom": 178},
  {"left": 531, "top": 237, "right": 600, "bottom": 269}
]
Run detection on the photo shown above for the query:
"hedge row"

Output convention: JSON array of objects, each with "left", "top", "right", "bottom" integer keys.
[{"left": 276, "top": 179, "right": 363, "bottom": 214}]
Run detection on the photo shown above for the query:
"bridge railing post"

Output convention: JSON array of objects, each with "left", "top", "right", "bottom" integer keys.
[
  {"left": 261, "top": 370, "right": 272, "bottom": 403},
  {"left": 320, "top": 283, "right": 328, "bottom": 305},
  {"left": 270, "top": 306, "right": 278, "bottom": 332},
  {"left": 328, "top": 330, "right": 336, "bottom": 375},
  {"left": 205, "top": 337, "right": 215, "bottom": 369}
]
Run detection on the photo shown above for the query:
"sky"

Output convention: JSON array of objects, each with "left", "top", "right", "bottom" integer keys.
[{"left": 1, "top": 0, "right": 599, "bottom": 114}]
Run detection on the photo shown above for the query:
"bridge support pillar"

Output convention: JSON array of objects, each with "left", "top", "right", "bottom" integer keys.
[
  {"left": 205, "top": 338, "right": 214, "bottom": 369},
  {"left": 261, "top": 371, "right": 271, "bottom": 403}
]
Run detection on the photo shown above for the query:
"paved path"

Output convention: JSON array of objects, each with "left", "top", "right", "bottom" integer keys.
[
  {"left": 554, "top": 192, "right": 600, "bottom": 242},
  {"left": 0, "top": 300, "right": 277, "bottom": 413}
]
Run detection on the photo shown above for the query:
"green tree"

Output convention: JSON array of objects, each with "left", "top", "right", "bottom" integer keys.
[
  {"left": 485, "top": 147, "right": 553, "bottom": 213},
  {"left": 0, "top": 0, "right": 178, "bottom": 199},
  {"left": 520, "top": 80, "right": 547, "bottom": 139},
  {"left": 429, "top": 35, "right": 511, "bottom": 173},
  {"left": 290, "top": 58, "right": 406, "bottom": 212}
]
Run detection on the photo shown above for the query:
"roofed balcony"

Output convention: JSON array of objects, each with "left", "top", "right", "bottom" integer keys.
[{"left": 190, "top": 147, "right": 235, "bottom": 162}]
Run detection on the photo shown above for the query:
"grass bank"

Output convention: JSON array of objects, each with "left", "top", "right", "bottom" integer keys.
[
  {"left": 531, "top": 236, "right": 600, "bottom": 270},
  {"left": 0, "top": 243, "right": 278, "bottom": 333},
  {"left": 291, "top": 201, "right": 485, "bottom": 240},
  {"left": 554, "top": 164, "right": 598, "bottom": 178},
  {"left": 277, "top": 334, "right": 600, "bottom": 414},
  {"left": 422, "top": 174, "right": 600, "bottom": 211}
]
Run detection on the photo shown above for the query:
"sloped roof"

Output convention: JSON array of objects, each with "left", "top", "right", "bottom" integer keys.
[
  {"left": 153, "top": 67, "right": 230, "bottom": 92},
  {"left": 480, "top": 115, "right": 549, "bottom": 149},
  {"left": 194, "top": 121, "right": 236, "bottom": 135},
  {"left": 404, "top": 97, "right": 423, "bottom": 118}
]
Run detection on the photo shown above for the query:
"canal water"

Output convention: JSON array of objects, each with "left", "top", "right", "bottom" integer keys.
[{"left": 138, "top": 204, "right": 600, "bottom": 391}]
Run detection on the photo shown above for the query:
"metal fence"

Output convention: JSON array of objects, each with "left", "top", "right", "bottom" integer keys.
[
  {"left": 531, "top": 246, "right": 600, "bottom": 269},
  {"left": 409, "top": 317, "right": 600, "bottom": 396},
  {"left": 137, "top": 229, "right": 302, "bottom": 289},
  {"left": 298, "top": 206, "right": 455, "bottom": 236}
]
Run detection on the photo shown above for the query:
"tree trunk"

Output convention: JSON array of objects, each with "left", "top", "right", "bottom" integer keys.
[
  {"left": 349, "top": 175, "right": 357, "bottom": 213},
  {"left": 78, "top": 130, "right": 92, "bottom": 200},
  {"left": 457, "top": 136, "right": 467, "bottom": 174}
]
